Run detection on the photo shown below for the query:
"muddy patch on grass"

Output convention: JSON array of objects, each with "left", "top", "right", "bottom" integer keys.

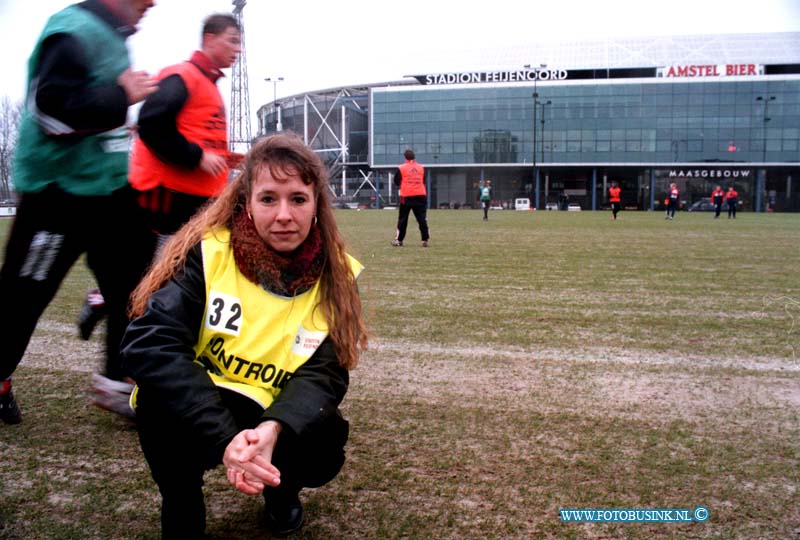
[
  {"left": 17, "top": 325, "right": 799, "bottom": 430},
  {"left": 368, "top": 338, "right": 799, "bottom": 372},
  {"left": 18, "top": 321, "right": 104, "bottom": 373},
  {"left": 355, "top": 339, "right": 800, "bottom": 428}
]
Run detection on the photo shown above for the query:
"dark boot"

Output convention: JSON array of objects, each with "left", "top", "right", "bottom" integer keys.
[
  {"left": 263, "top": 485, "right": 304, "bottom": 536},
  {"left": 161, "top": 488, "right": 206, "bottom": 540}
]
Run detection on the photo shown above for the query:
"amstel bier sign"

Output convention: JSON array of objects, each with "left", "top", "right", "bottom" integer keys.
[{"left": 657, "top": 64, "right": 764, "bottom": 77}]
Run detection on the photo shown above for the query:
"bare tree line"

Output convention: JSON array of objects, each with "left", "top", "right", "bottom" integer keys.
[{"left": 0, "top": 96, "right": 23, "bottom": 201}]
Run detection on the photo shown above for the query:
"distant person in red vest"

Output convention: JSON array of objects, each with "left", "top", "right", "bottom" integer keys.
[
  {"left": 85, "top": 13, "right": 244, "bottom": 416},
  {"left": 392, "top": 149, "right": 430, "bottom": 247},
  {"left": 725, "top": 186, "right": 739, "bottom": 219},
  {"left": 608, "top": 182, "right": 622, "bottom": 220},
  {"left": 710, "top": 185, "right": 725, "bottom": 218},
  {"left": 665, "top": 183, "right": 679, "bottom": 220}
]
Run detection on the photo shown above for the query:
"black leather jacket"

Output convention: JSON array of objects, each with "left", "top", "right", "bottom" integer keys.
[{"left": 120, "top": 243, "right": 349, "bottom": 464}]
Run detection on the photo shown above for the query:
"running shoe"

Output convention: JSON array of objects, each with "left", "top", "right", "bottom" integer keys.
[
  {"left": 91, "top": 373, "right": 135, "bottom": 420},
  {"left": 0, "top": 381, "right": 22, "bottom": 425},
  {"left": 77, "top": 289, "right": 107, "bottom": 341}
]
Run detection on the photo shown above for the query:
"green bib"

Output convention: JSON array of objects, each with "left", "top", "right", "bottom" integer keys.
[{"left": 13, "top": 5, "right": 131, "bottom": 196}]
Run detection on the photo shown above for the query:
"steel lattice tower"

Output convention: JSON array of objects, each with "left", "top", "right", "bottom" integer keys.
[{"left": 229, "top": 0, "right": 251, "bottom": 154}]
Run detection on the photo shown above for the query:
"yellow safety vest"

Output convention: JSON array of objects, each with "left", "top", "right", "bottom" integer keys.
[
  {"left": 194, "top": 228, "right": 363, "bottom": 408},
  {"left": 131, "top": 228, "right": 363, "bottom": 410}
]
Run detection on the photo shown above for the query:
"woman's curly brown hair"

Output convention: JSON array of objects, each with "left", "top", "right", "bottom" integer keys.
[{"left": 129, "top": 132, "right": 368, "bottom": 369}]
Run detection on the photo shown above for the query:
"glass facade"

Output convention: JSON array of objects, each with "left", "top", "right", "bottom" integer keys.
[
  {"left": 371, "top": 78, "right": 800, "bottom": 167},
  {"left": 367, "top": 76, "right": 799, "bottom": 211}
]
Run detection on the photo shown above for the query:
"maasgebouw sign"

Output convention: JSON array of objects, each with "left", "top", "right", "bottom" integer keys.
[{"left": 667, "top": 169, "right": 752, "bottom": 179}]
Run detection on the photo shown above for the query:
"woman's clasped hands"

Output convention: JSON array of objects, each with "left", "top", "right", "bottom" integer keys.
[{"left": 222, "top": 420, "right": 283, "bottom": 495}]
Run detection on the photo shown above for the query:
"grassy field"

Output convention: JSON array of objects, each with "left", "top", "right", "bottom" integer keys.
[{"left": 0, "top": 209, "right": 798, "bottom": 540}]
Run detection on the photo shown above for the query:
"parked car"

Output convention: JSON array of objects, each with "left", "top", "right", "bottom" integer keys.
[{"left": 687, "top": 198, "right": 715, "bottom": 212}]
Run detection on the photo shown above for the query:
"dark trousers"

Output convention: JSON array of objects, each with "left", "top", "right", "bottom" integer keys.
[
  {"left": 482, "top": 200, "right": 490, "bottom": 219},
  {"left": 395, "top": 195, "right": 429, "bottom": 242},
  {"left": 665, "top": 200, "right": 677, "bottom": 218},
  {"left": 611, "top": 202, "right": 621, "bottom": 219},
  {"left": 136, "top": 388, "right": 348, "bottom": 540},
  {"left": 714, "top": 201, "right": 723, "bottom": 217},
  {"left": 727, "top": 201, "right": 737, "bottom": 218},
  {"left": 0, "top": 185, "right": 155, "bottom": 381},
  {"left": 135, "top": 186, "right": 211, "bottom": 237},
  {"left": 134, "top": 186, "right": 213, "bottom": 255}
]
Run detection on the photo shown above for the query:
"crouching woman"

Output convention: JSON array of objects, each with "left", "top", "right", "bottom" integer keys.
[{"left": 121, "top": 132, "right": 368, "bottom": 539}]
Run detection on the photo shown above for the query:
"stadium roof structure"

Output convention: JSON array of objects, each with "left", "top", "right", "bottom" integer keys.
[
  {"left": 272, "top": 32, "right": 800, "bottom": 103},
  {"left": 418, "top": 32, "right": 800, "bottom": 74}
]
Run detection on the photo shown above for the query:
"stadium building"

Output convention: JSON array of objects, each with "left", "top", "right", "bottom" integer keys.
[{"left": 256, "top": 33, "right": 800, "bottom": 212}]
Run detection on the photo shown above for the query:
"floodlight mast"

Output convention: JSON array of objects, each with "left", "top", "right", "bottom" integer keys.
[
  {"left": 265, "top": 77, "right": 284, "bottom": 132},
  {"left": 229, "top": 0, "right": 252, "bottom": 154}
]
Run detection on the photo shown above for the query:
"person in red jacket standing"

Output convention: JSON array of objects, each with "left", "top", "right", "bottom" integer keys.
[
  {"left": 392, "top": 149, "right": 430, "bottom": 247},
  {"left": 710, "top": 185, "right": 725, "bottom": 218},
  {"left": 725, "top": 186, "right": 739, "bottom": 219},
  {"left": 608, "top": 182, "right": 622, "bottom": 220},
  {"left": 665, "top": 183, "right": 679, "bottom": 220}
]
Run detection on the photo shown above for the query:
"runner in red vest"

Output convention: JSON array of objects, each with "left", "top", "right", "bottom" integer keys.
[
  {"left": 392, "top": 149, "right": 430, "bottom": 247},
  {"left": 608, "top": 182, "right": 622, "bottom": 220},
  {"left": 129, "top": 13, "right": 242, "bottom": 235},
  {"left": 710, "top": 185, "right": 724, "bottom": 218},
  {"left": 84, "top": 14, "right": 243, "bottom": 416},
  {"left": 725, "top": 186, "right": 739, "bottom": 219}
]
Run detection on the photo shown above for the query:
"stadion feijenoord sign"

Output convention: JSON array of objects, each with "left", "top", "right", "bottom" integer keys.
[{"left": 413, "top": 69, "right": 569, "bottom": 85}]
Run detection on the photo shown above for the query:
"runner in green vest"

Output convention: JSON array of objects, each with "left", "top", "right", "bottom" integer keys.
[{"left": 0, "top": 0, "right": 157, "bottom": 424}]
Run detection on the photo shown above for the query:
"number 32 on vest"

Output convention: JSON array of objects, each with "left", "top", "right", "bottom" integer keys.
[{"left": 206, "top": 290, "right": 242, "bottom": 336}]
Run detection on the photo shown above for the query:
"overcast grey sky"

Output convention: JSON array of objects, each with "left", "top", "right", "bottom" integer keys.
[{"left": 1, "top": 0, "right": 799, "bottom": 119}]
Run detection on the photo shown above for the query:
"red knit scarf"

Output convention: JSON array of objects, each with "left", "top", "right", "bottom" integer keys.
[{"left": 230, "top": 210, "right": 324, "bottom": 296}]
